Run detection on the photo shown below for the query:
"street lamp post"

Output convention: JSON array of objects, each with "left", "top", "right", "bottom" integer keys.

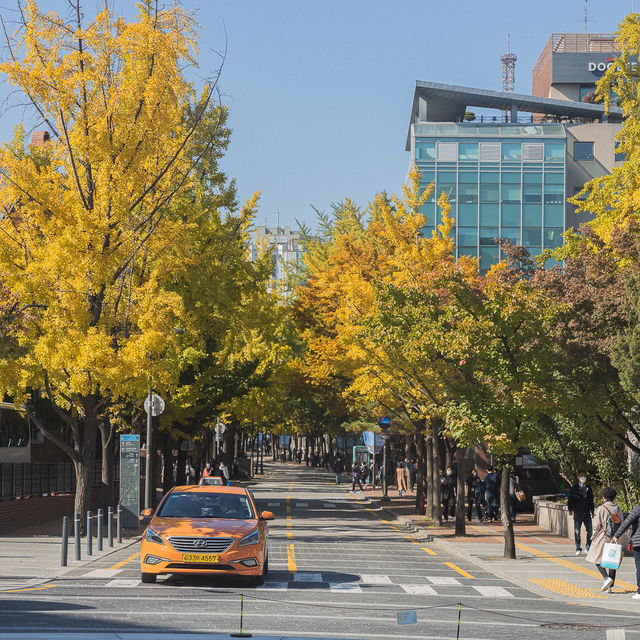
[
  {"left": 378, "top": 416, "right": 391, "bottom": 502},
  {"left": 144, "top": 380, "right": 153, "bottom": 510}
]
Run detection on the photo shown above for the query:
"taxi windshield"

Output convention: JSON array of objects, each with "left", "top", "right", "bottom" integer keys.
[{"left": 157, "top": 492, "right": 254, "bottom": 519}]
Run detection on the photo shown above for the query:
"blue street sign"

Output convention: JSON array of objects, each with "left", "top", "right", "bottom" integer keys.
[{"left": 378, "top": 416, "right": 392, "bottom": 429}]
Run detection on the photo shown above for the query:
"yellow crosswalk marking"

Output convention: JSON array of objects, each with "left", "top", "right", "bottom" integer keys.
[
  {"left": 444, "top": 561, "right": 474, "bottom": 578},
  {"left": 528, "top": 578, "right": 607, "bottom": 599}
]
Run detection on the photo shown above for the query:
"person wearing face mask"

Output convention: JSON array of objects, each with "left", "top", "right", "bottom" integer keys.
[
  {"left": 465, "top": 468, "right": 482, "bottom": 523},
  {"left": 440, "top": 466, "right": 456, "bottom": 522},
  {"left": 567, "top": 472, "right": 595, "bottom": 555}
]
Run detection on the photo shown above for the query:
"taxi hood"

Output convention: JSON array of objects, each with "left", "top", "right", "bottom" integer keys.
[{"left": 150, "top": 516, "right": 258, "bottom": 538}]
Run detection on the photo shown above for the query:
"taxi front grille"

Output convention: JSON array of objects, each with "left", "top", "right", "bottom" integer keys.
[{"left": 167, "top": 536, "right": 234, "bottom": 553}]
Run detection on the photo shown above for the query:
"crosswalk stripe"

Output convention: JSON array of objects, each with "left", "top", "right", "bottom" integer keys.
[
  {"left": 296, "top": 502, "right": 309, "bottom": 507},
  {"left": 428, "top": 576, "right": 460, "bottom": 585},
  {"left": 258, "top": 582, "right": 288, "bottom": 590},
  {"left": 400, "top": 584, "right": 438, "bottom": 595},
  {"left": 360, "top": 574, "right": 393, "bottom": 584},
  {"left": 329, "top": 582, "right": 362, "bottom": 592},
  {"left": 83, "top": 568, "right": 123, "bottom": 579},
  {"left": 105, "top": 579, "right": 140, "bottom": 588},
  {"left": 473, "top": 585, "right": 514, "bottom": 598}
]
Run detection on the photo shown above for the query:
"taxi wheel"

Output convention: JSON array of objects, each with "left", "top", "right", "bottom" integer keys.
[{"left": 141, "top": 572, "right": 157, "bottom": 584}]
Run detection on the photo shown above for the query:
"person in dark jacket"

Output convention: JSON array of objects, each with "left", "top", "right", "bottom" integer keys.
[
  {"left": 465, "top": 468, "right": 482, "bottom": 523},
  {"left": 483, "top": 466, "right": 500, "bottom": 521},
  {"left": 567, "top": 472, "right": 595, "bottom": 555},
  {"left": 612, "top": 504, "right": 640, "bottom": 599},
  {"left": 440, "top": 467, "right": 456, "bottom": 521}
]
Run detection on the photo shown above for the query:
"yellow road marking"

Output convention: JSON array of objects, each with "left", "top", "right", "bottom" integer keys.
[
  {"left": 286, "top": 531, "right": 293, "bottom": 539},
  {"left": 287, "top": 543, "right": 297, "bottom": 571},
  {"left": 109, "top": 551, "right": 140, "bottom": 570},
  {"left": 405, "top": 536, "right": 420, "bottom": 544},
  {"left": 528, "top": 578, "right": 607, "bottom": 599},
  {"left": 422, "top": 546, "right": 437, "bottom": 556},
  {"left": 515, "top": 542, "right": 637, "bottom": 592},
  {"left": 2, "top": 584, "right": 56, "bottom": 593},
  {"left": 444, "top": 562, "right": 474, "bottom": 578}
]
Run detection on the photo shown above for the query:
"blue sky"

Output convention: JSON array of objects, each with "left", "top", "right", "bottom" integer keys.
[{"left": 0, "top": 0, "right": 634, "bottom": 229}]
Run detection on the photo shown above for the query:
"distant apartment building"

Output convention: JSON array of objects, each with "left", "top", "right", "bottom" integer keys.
[{"left": 251, "top": 223, "right": 304, "bottom": 292}]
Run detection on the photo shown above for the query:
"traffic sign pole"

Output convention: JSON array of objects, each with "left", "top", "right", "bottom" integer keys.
[{"left": 145, "top": 383, "right": 153, "bottom": 510}]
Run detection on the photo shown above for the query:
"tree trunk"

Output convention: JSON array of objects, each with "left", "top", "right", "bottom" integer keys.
[
  {"left": 99, "top": 415, "right": 114, "bottom": 507},
  {"left": 176, "top": 443, "right": 187, "bottom": 485},
  {"left": 501, "top": 463, "right": 516, "bottom": 559},
  {"left": 415, "top": 428, "right": 427, "bottom": 515},
  {"left": 425, "top": 432, "right": 434, "bottom": 519},
  {"left": 431, "top": 426, "right": 441, "bottom": 524},
  {"left": 455, "top": 447, "right": 466, "bottom": 536},
  {"left": 75, "top": 395, "right": 100, "bottom": 524}
]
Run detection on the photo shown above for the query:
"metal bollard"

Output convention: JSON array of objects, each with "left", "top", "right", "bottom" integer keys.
[
  {"left": 97, "top": 508, "right": 103, "bottom": 552},
  {"left": 86, "top": 510, "right": 92, "bottom": 556},
  {"left": 60, "top": 516, "right": 69, "bottom": 567},
  {"left": 107, "top": 506, "right": 113, "bottom": 547},
  {"left": 117, "top": 504, "right": 122, "bottom": 544},
  {"left": 74, "top": 513, "right": 81, "bottom": 561}
]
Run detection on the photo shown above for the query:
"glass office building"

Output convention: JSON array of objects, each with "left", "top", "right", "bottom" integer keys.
[
  {"left": 414, "top": 123, "right": 566, "bottom": 271},
  {"left": 407, "top": 81, "right": 623, "bottom": 270}
]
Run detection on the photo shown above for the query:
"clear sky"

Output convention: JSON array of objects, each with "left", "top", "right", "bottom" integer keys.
[{"left": 0, "top": 0, "right": 634, "bottom": 229}]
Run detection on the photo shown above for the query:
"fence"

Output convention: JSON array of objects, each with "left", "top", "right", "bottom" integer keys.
[{"left": 0, "top": 462, "right": 106, "bottom": 501}]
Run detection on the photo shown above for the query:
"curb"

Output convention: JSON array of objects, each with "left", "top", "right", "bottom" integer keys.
[{"left": 365, "top": 497, "right": 434, "bottom": 541}]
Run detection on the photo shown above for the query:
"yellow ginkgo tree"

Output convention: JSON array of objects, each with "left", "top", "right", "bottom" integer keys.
[{"left": 0, "top": 0, "right": 230, "bottom": 516}]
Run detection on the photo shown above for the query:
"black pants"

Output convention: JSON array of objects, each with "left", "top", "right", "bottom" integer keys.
[
  {"left": 467, "top": 496, "right": 482, "bottom": 521},
  {"left": 442, "top": 497, "right": 455, "bottom": 520},
  {"left": 596, "top": 564, "right": 616, "bottom": 586}
]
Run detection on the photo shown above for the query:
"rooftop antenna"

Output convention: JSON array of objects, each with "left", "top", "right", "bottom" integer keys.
[
  {"left": 276, "top": 211, "right": 280, "bottom": 229},
  {"left": 584, "top": 0, "right": 588, "bottom": 32},
  {"left": 500, "top": 34, "right": 517, "bottom": 121}
]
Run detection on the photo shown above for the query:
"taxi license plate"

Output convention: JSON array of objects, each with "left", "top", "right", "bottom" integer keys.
[{"left": 181, "top": 553, "right": 219, "bottom": 563}]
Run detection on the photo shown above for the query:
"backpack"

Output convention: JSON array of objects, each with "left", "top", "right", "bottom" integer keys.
[{"left": 604, "top": 504, "right": 621, "bottom": 538}]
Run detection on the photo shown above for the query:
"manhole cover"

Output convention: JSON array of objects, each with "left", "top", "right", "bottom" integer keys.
[{"left": 541, "top": 624, "right": 604, "bottom": 630}]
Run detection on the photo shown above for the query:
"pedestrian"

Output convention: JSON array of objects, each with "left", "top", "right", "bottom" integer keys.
[
  {"left": 396, "top": 462, "right": 408, "bottom": 497},
  {"left": 409, "top": 459, "right": 417, "bottom": 492},
  {"left": 612, "top": 500, "right": 640, "bottom": 599},
  {"left": 483, "top": 466, "right": 500, "bottom": 521},
  {"left": 466, "top": 468, "right": 482, "bottom": 523},
  {"left": 351, "top": 463, "right": 364, "bottom": 492},
  {"left": 404, "top": 458, "right": 411, "bottom": 493},
  {"left": 201, "top": 461, "right": 213, "bottom": 479},
  {"left": 567, "top": 471, "right": 595, "bottom": 555},
  {"left": 219, "top": 461, "right": 230, "bottom": 486},
  {"left": 297, "top": 449, "right": 302, "bottom": 465},
  {"left": 334, "top": 456, "right": 344, "bottom": 484},
  {"left": 587, "top": 486, "right": 622, "bottom": 593},
  {"left": 508, "top": 470, "right": 521, "bottom": 522},
  {"left": 440, "top": 466, "right": 456, "bottom": 521}
]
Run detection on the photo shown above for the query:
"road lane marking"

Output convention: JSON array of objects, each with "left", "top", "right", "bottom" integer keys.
[
  {"left": 360, "top": 574, "right": 392, "bottom": 584},
  {"left": 444, "top": 562, "right": 474, "bottom": 578},
  {"left": 286, "top": 531, "right": 293, "bottom": 539},
  {"left": 329, "top": 582, "right": 362, "bottom": 592},
  {"left": 422, "top": 546, "right": 437, "bottom": 555},
  {"left": 109, "top": 551, "right": 140, "bottom": 570},
  {"left": 1, "top": 584, "right": 56, "bottom": 593},
  {"left": 473, "top": 585, "right": 515, "bottom": 598},
  {"left": 428, "top": 576, "right": 460, "bottom": 585},
  {"left": 405, "top": 536, "right": 420, "bottom": 544},
  {"left": 287, "top": 543, "right": 297, "bottom": 571},
  {"left": 400, "top": 584, "right": 438, "bottom": 595},
  {"left": 528, "top": 578, "right": 607, "bottom": 599}
]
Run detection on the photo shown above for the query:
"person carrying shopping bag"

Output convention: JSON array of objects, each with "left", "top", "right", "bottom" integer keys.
[
  {"left": 612, "top": 499, "right": 640, "bottom": 599},
  {"left": 586, "top": 487, "right": 622, "bottom": 592}
]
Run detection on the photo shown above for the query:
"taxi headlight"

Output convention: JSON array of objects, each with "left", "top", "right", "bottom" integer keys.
[
  {"left": 237, "top": 529, "right": 261, "bottom": 547},
  {"left": 145, "top": 527, "right": 164, "bottom": 545}
]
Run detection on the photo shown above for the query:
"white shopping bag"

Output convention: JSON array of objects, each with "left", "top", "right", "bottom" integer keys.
[{"left": 601, "top": 542, "right": 623, "bottom": 569}]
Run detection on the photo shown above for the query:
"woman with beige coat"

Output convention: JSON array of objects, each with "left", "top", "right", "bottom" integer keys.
[{"left": 586, "top": 486, "right": 623, "bottom": 592}]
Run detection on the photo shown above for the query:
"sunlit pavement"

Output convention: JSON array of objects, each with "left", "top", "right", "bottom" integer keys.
[{"left": 1, "top": 462, "right": 640, "bottom": 639}]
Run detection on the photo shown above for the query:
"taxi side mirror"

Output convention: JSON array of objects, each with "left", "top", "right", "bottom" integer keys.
[{"left": 260, "top": 510, "right": 275, "bottom": 521}]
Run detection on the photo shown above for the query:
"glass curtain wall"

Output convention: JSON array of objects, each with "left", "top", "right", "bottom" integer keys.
[{"left": 415, "top": 131, "right": 565, "bottom": 271}]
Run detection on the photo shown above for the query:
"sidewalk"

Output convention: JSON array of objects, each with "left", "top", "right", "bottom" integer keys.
[{"left": 345, "top": 479, "right": 640, "bottom": 614}]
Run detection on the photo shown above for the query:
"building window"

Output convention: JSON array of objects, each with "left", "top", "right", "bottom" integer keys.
[
  {"left": 501, "top": 143, "right": 521, "bottom": 161},
  {"left": 544, "top": 141, "right": 564, "bottom": 162},
  {"left": 574, "top": 141, "right": 594, "bottom": 161},
  {"left": 479, "top": 227, "right": 499, "bottom": 246},
  {"left": 437, "top": 142, "right": 458, "bottom": 162},
  {"left": 500, "top": 227, "right": 520, "bottom": 244},
  {"left": 522, "top": 143, "right": 544, "bottom": 162},
  {"left": 545, "top": 204, "right": 564, "bottom": 227},
  {"left": 545, "top": 227, "right": 564, "bottom": 249},
  {"left": 416, "top": 141, "right": 436, "bottom": 160},
  {"left": 458, "top": 142, "right": 478, "bottom": 161},
  {"left": 501, "top": 203, "right": 521, "bottom": 227},
  {"left": 523, "top": 227, "right": 542, "bottom": 247},
  {"left": 458, "top": 227, "right": 477, "bottom": 246},
  {"left": 480, "top": 204, "right": 499, "bottom": 226},
  {"left": 479, "top": 143, "right": 500, "bottom": 162},
  {"left": 579, "top": 85, "right": 596, "bottom": 101}
]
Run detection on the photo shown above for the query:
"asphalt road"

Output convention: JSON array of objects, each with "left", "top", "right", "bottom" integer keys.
[{"left": 1, "top": 464, "right": 640, "bottom": 640}]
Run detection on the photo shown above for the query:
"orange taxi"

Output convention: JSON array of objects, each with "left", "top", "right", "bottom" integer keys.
[{"left": 139, "top": 485, "right": 274, "bottom": 584}]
